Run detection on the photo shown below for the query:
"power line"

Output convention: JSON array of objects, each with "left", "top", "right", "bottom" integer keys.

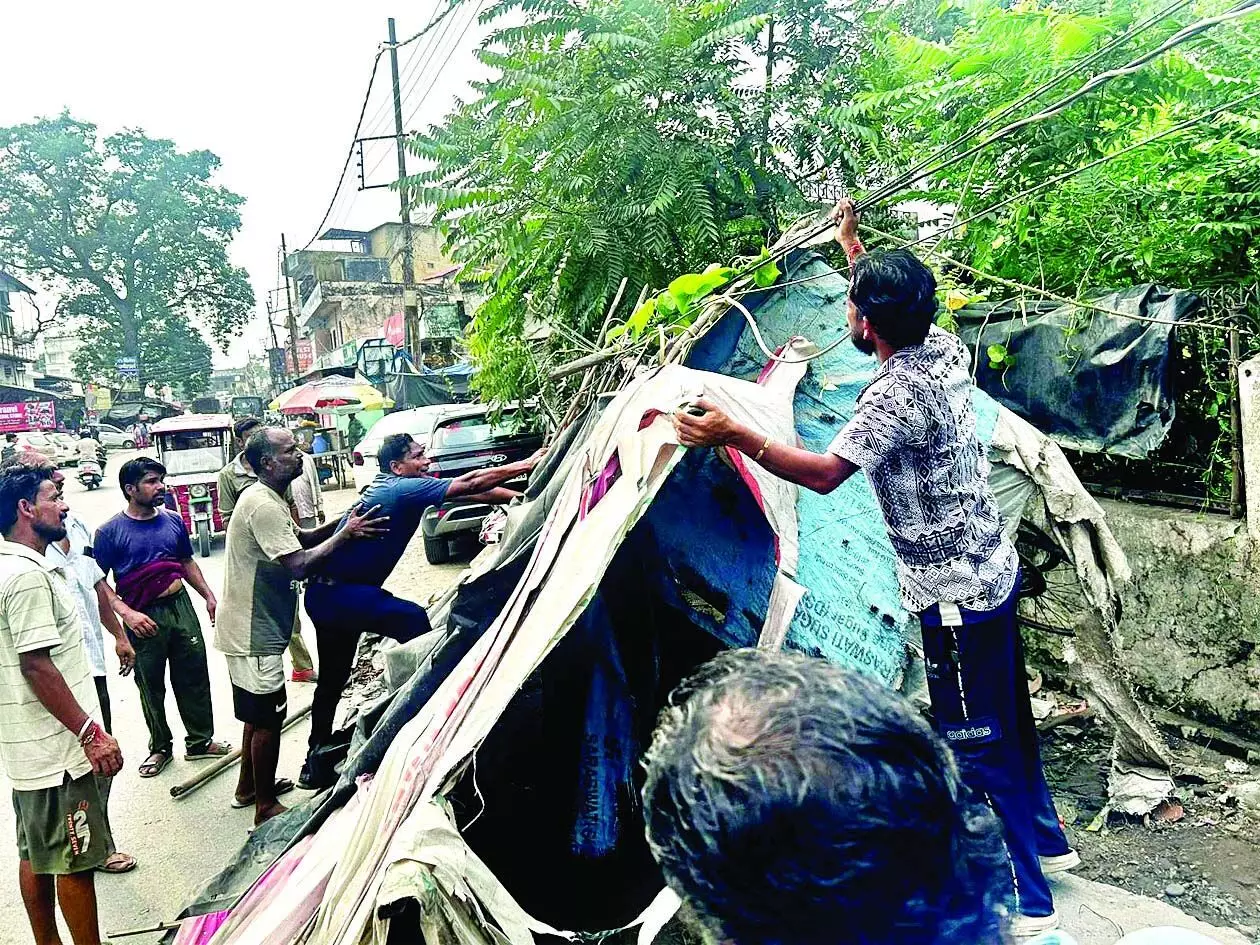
[
  {"left": 404, "top": 0, "right": 486, "bottom": 132},
  {"left": 300, "top": 51, "right": 386, "bottom": 250},
  {"left": 362, "top": 0, "right": 483, "bottom": 186},
  {"left": 857, "top": 0, "right": 1202, "bottom": 207},
  {"left": 759, "top": 0, "right": 1260, "bottom": 274},
  {"left": 914, "top": 87, "right": 1260, "bottom": 251},
  {"left": 299, "top": 3, "right": 469, "bottom": 249}
]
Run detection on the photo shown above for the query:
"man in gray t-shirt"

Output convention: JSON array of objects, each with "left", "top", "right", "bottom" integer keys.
[{"left": 216, "top": 426, "right": 384, "bottom": 825}]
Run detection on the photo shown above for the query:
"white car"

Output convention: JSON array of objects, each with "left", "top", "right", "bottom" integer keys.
[
  {"left": 14, "top": 432, "right": 72, "bottom": 465},
  {"left": 96, "top": 423, "right": 137, "bottom": 450},
  {"left": 350, "top": 405, "right": 452, "bottom": 492}
]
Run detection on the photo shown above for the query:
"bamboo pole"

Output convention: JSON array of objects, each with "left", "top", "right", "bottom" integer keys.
[{"left": 169, "top": 703, "right": 313, "bottom": 799}]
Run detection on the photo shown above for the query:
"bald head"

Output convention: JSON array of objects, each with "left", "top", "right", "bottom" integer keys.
[{"left": 244, "top": 426, "right": 303, "bottom": 489}]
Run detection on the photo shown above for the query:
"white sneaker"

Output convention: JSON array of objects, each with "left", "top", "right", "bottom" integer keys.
[
  {"left": 1040, "top": 850, "right": 1081, "bottom": 874},
  {"left": 1011, "top": 911, "right": 1061, "bottom": 938}
]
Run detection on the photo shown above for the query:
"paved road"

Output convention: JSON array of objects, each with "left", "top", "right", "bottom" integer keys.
[{"left": 0, "top": 450, "right": 460, "bottom": 943}]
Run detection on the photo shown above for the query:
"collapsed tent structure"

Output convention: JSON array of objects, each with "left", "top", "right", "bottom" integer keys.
[{"left": 170, "top": 249, "right": 1164, "bottom": 945}]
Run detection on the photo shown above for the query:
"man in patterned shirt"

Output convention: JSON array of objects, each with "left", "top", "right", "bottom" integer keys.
[{"left": 672, "top": 200, "right": 1072, "bottom": 937}]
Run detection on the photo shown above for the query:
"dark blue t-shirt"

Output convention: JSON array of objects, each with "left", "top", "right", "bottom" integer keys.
[
  {"left": 321, "top": 473, "right": 451, "bottom": 586},
  {"left": 94, "top": 509, "right": 194, "bottom": 581}
]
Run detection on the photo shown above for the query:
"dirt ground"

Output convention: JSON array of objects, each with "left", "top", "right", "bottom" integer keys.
[{"left": 1042, "top": 710, "right": 1260, "bottom": 939}]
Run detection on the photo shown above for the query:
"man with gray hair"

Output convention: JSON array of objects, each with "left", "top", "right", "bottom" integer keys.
[
  {"left": 642, "top": 648, "right": 1013, "bottom": 945},
  {"left": 215, "top": 427, "right": 386, "bottom": 824}
]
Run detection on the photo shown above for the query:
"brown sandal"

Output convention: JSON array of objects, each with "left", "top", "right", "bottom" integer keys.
[
  {"left": 138, "top": 751, "right": 171, "bottom": 778},
  {"left": 99, "top": 851, "right": 137, "bottom": 874},
  {"left": 185, "top": 739, "right": 233, "bottom": 760}
]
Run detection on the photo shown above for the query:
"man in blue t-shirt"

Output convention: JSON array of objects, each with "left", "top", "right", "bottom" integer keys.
[
  {"left": 94, "top": 457, "right": 231, "bottom": 778},
  {"left": 300, "top": 432, "right": 544, "bottom": 788}
]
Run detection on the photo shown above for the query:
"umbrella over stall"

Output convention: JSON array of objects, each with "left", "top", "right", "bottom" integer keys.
[{"left": 269, "top": 376, "right": 394, "bottom": 415}]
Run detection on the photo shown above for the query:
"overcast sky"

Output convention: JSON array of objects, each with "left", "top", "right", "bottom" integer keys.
[{"left": 3, "top": 0, "right": 488, "bottom": 368}]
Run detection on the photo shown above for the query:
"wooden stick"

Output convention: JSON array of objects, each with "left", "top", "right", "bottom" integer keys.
[
  {"left": 169, "top": 703, "right": 313, "bottom": 799},
  {"left": 548, "top": 347, "right": 624, "bottom": 381},
  {"left": 596, "top": 277, "right": 630, "bottom": 347}
]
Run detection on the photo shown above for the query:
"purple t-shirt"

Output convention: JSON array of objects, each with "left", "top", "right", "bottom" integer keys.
[{"left": 93, "top": 510, "right": 194, "bottom": 582}]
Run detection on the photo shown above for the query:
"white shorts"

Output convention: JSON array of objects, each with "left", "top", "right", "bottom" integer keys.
[{"left": 225, "top": 654, "right": 286, "bottom": 695}]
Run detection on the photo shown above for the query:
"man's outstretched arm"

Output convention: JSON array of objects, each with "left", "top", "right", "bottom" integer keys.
[
  {"left": 446, "top": 449, "right": 546, "bottom": 501},
  {"left": 673, "top": 400, "right": 859, "bottom": 495}
]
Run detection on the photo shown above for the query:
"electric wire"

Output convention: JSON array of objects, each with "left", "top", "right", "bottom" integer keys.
[
  {"left": 863, "top": 0, "right": 1260, "bottom": 209},
  {"left": 860, "top": 0, "right": 1201, "bottom": 207},
  {"left": 742, "top": 0, "right": 1260, "bottom": 276},
  {"left": 861, "top": 223, "right": 1249, "bottom": 333},
  {"left": 299, "top": 1, "right": 472, "bottom": 249},
  {"left": 362, "top": 0, "right": 484, "bottom": 186},
  {"left": 913, "top": 86, "right": 1260, "bottom": 250}
]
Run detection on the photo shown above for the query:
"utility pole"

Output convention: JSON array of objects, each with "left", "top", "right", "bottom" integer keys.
[
  {"left": 280, "top": 233, "right": 302, "bottom": 383},
  {"left": 388, "top": 17, "right": 419, "bottom": 360}
]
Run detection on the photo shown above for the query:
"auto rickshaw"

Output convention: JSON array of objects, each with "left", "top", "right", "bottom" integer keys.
[{"left": 151, "top": 413, "right": 233, "bottom": 557}]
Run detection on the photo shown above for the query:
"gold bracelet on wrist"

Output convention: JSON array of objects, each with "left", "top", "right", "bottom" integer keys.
[{"left": 753, "top": 437, "right": 771, "bottom": 462}]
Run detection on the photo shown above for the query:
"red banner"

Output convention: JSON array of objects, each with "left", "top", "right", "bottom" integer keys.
[
  {"left": 0, "top": 401, "right": 56, "bottom": 433},
  {"left": 383, "top": 312, "right": 405, "bottom": 347},
  {"left": 285, "top": 339, "right": 315, "bottom": 373}
]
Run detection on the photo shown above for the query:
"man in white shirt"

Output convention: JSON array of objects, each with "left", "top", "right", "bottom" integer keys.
[
  {"left": 290, "top": 447, "right": 325, "bottom": 529},
  {"left": 0, "top": 463, "right": 123, "bottom": 945},
  {"left": 76, "top": 432, "right": 101, "bottom": 466},
  {"left": 11, "top": 451, "right": 141, "bottom": 873}
]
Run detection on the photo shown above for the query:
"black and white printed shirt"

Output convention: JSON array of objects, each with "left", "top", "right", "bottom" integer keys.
[{"left": 828, "top": 325, "right": 1018, "bottom": 614}]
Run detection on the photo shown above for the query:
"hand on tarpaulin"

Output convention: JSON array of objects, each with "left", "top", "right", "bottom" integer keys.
[{"left": 672, "top": 397, "right": 744, "bottom": 448}]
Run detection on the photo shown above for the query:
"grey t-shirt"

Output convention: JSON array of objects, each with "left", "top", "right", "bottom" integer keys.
[{"left": 214, "top": 484, "right": 302, "bottom": 657}]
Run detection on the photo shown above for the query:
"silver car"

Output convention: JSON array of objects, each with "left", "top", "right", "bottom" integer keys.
[{"left": 96, "top": 423, "right": 137, "bottom": 450}]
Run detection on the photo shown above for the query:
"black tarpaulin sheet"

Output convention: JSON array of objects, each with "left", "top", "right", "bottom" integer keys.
[
  {"left": 956, "top": 285, "right": 1199, "bottom": 458},
  {"left": 384, "top": 362, "right": 475, "bottom": 407}
]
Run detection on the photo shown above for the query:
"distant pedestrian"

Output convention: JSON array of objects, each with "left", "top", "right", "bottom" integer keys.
[
  {"left": 2, "top": 432, "right": 17, "bottom": 463},
  {"left": 215, "top": 427, "right": 385, "bottom": 824},
  {"left": 346, "top": 413, "right": 366, "bottom": 450},
  {"left": 290, "top": 444, "right": 325, "bottom": 529},
  {"left": 0, "top": 463, "right": 123, "bottom": 945},
  {"left": 93, "top": 457, "right": 231, "bottom": 778}
]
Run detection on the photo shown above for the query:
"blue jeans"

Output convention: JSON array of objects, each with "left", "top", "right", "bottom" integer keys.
[
  {"left": 304, "top": 582, "right": 431, "bottom": 755},
  {"left": 921, "top": 582, "right": 1069, "bottom": 919}
]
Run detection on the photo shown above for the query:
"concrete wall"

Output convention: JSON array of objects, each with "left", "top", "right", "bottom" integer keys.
[{"left": 1051, "top": 499, "right": 1260, "bottom": 740}]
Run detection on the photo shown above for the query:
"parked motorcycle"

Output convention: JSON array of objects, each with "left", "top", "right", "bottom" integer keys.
[{"left": 77, "top": 460, "right": 104, "bottom": 491}]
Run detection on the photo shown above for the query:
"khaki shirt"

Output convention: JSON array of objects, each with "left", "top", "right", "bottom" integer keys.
[
  {"left": 217, "top": 453, "right": 295, "bottom": 524},
  {"left": 0, "top": 540, "right": 99, "bottom": 791}
]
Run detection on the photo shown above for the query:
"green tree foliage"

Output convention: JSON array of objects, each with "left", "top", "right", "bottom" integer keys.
[
  {"left": 0, "top": 114, "right": 254, "bottom": 389},
  {"left": 405, "top": 0, "right": 856, "bottom": 402},
  {"left": 843, "top": 0, "right": 1260, "bottom": 292}
]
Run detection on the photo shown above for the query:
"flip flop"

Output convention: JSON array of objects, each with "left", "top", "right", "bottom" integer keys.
[
  {"left": 138, "top": 751, "right": 172, "bottom": 778},
  {"left": 185, "top": 740, "right": 233, "bottom": 761},
  {"left": 231, "top": 778, "right": 296, "bottom": 809},
  {"left": 99, "top": 851, "right": 138, "bottom": 874}
]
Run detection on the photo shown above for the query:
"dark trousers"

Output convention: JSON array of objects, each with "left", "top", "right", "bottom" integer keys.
[
  {"left": 93, "top": 676, "right": 117, "bottom": 855},
  {"left": 94, "top": 675, "right": 112, "bottom": 735},
  {"left": 131, "top": 589, "right": 215, "bottom": 756},
  {"left": 304, "top": 582, "right": 431, "bottom": 755},
  {"left": 921, "top": 587, "right": 1069, "bottom": 919}
]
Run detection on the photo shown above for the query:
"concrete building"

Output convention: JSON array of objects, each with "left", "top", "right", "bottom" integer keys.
[
  {"left": 285, "top": 221, "right": 477, "bottom": 368},
  {"left": 0, "top": 272, "right": 39, "bottom": 389},
  {"left": 39, "top": 332, "right": 81, "bottom": 382}
]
